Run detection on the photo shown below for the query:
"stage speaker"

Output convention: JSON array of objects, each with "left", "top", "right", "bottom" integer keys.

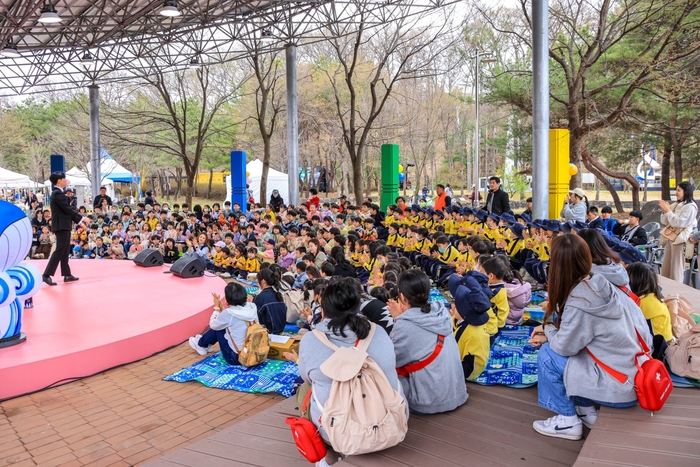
[
  {"left": 133, "top": 248, "right": 164, "bottom": 267},
  {"left": 170, "top": 256, "right": 205, "bottom": 278}
]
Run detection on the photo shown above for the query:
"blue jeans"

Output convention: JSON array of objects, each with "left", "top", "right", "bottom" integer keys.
[
  {"left": 537, "top": 343, "right": 637, "bottom": 416},
  {"left": 198, "top": 329, "right": 240, "bottom": 366}
]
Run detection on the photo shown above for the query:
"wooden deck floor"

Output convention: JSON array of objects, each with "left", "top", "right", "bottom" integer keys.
[
  {"left": 144, "top": 384, "right": 584, "bottom": 467},
  {"left": 145, "top": 274, "right": 700, "bottom": 467}
]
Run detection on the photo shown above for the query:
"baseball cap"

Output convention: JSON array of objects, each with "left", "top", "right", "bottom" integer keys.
[
  {"left": 569, "top": 188, "right": 585, "bottom": 198},
  {"left": 215, "top": 241, "right": 226, "bottom": 247}
]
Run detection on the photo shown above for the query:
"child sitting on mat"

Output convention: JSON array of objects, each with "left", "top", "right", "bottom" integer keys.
[{"left": 188, "top": 282, "right": 259, "bottom": 365}]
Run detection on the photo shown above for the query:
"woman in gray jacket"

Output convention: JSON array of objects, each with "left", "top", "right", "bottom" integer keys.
[
  {"left": 529, "top": 234, "right": 652, "bottom": 441},
  {"left": 387, "top": 269, "right": 468, "bottom": 414}
]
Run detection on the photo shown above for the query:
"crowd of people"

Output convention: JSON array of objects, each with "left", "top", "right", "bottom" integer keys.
[{"left": 24, "top": 177, "right": 694, "bottom": 457}]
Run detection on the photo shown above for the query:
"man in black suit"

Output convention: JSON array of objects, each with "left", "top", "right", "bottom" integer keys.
[
  {"left": 484, "top": 176, "right": 512, "bottom": 215},
  {"left": 43, "top": 172, "right": 86, "bottom": 286}
]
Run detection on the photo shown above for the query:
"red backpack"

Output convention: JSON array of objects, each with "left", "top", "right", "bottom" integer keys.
[
  {"left": 285, "top": 389, "right": 327, "bottom": 462},
  {"left": 587, "top": 328, "right": 672, "bottom": 413}
]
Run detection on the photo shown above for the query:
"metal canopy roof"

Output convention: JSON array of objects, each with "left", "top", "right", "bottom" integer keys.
[{"left": 0, "top": 0, "right": 453, "bottom": 96}]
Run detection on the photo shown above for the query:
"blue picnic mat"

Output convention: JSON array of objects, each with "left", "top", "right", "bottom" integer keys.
[
  {"left": 474, "top": 325, "right": 539, "bottom": 388},
  {"left": 429, "top": 289, "right": 450, "bottom": 308},
  {"left": 164, "top": 353, "right": 300, "bottom": 397}
]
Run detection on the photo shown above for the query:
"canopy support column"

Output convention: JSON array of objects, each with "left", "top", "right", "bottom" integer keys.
[
  {"left": 286, "top": 43, "right": 299, "bottom": 206},
  {"left": 88, "top": 85, "right": 101, "bottom": 201},
  {"left": 532, "top": 0, "right": 550, "bottom": 219}
]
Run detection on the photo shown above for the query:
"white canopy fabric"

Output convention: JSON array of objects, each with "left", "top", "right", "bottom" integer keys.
[
  {"left": 0, "top": 166, "right": 34, "bottom": 188},
  {"left": 225, "top": 159, "right": 289, "bottom": 206}
]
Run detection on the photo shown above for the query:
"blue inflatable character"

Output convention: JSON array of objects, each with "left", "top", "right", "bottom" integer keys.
[{"left": 0, "top": 201, "right": 43, "bottom": 347}]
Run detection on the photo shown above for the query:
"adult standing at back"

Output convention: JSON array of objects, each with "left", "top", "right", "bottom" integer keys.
[
  {"left": 93, "top": 186, "right": 112, "bottom": 209},
  {"left": 660, "top": 182, "right": 698, "bottom": 282},
  {"left": 144, "top": 190, "right": 157, "bottom": 207},
  {"left": 42, "top": 172, "right": 85, "bottom": 286},
  {"left": 269, "top": 189, "right": 284, "bottom": 213},
  {"left": 560, "top": 188, "right": 587, "bottom": 223},
  {"left": 484, "top": 176, "right": 511, "bottom": 215},
  {"left": 433, "top": 184, "right": 452, "bottom": 212}
]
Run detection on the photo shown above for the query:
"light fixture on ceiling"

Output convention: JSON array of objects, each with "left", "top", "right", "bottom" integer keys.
[
  {"left": 38, "top": 3, "right": 62, "bottom": 24},
  {"left": 1, "top": 41, "right": 20, "bottom": 58},
  {"left": 261, "top": 28, "right": 274, "bottom": 40},
  {"left": 81, "top": 51, "right": 94, "bottom": 64},
  {"left": 188, "top": 57, "right": 201, "bottom": 68},
  {"left": 159, "top": 0, "right": 181, "bottom": 17}
]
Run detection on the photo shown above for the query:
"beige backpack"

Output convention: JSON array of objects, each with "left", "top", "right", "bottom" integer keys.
[
  {"left": 664, "top": 294, "right": 695, "bottom": 339},
  {"left": 666, "top": 322, "right": 700, "bottom": 379},
  {"left": 312, "top": 323, "right": 408, "bottom": 456},
  {"left": 282, "top": 289, "right": 306, "bottom": 323},
  {"left": 228, "top": 321, "right": 270, "bottom": 367}
]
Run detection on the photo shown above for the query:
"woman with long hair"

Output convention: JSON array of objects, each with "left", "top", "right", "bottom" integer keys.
[
  {"left": 577, "top": 228, "right": 629, "bottom": 287},
  {"left": 529, "top": 234, "right": 651, "bottom": 441},
  {"left": 329, "top": 245, "right": 356, "bottom": 278},
  {"left": 660, "top": 181, "right": 698, "bottom": 281}
]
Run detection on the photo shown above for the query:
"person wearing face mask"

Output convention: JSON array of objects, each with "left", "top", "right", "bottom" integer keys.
[{"left": 421, "top": 236, "right": 460, "bottom": 283}]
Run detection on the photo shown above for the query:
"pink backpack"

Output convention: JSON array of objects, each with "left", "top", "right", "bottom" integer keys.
[{"left": 504, "top": 280, "right": 532, "bottom": 324}]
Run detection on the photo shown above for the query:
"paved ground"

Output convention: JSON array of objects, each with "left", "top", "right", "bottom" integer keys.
[{"left": 0, "top": 342, "right": 283, "bottom": 467}]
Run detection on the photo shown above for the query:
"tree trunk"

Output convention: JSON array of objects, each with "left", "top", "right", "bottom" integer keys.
[
  {"left": 581, "top": 149, "right": 623, "bottom": 213},
  {"left": 569, "top": 134, "right": 583, "bottom": 189},
  {"left": 582, "top": 147, "right": 640, "bottom": 211},
  {"left": 260, "top": 136, "right": 271, "bottom": 206},
  {"left": 185, "top": 170, "right": 195, "bottom": 207},
  {"left": 352, "top": 157, "right": 363, "bottom": 205},
  {"left": 207, "top": 168, "right": 214, "bottom": 199},
  {"left": 175, "top": 167, "right": 183, "bottom": 201},
  {"left": 661, "top": 132, "right": 672, "bottom": 201}
]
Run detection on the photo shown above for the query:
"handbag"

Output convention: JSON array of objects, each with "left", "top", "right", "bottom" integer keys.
[
  {"left": 661, "top": 225, "right": 680, "bottom": 242},
  {"left": 285, "top": 389, "right": 327, "bottom": 462},
  {"left": 586, "top": 328, "right": 672, "bottom": 413}
]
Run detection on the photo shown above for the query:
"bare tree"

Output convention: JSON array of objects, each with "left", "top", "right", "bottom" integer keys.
[
  {"left": 100, "top": 62, "right": 250, "bottom": 206},
  {"left": 313, "top": 3, "right": 460, "bottom": 203}
]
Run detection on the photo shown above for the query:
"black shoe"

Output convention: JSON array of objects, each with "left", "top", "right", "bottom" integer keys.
[
  {"left": 64, "top": 275, "right": 79, "bottom": 283},
  {"left": 42, "top": 275, "right": 57, "bottom": 286}
]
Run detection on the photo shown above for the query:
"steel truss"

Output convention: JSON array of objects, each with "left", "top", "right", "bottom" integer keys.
[{"left": 0, "top": 0, "right": 455, "bottom": 96}]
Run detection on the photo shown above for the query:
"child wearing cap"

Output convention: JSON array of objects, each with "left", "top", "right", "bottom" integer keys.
[
  {"left": 447, "top": 272, "right": 493, "bottom": 380},
  {"left": 259, "top": 238, "right": 277, "bottom": 262},
  {"left": 479, "top": 256, "right": 512, "bottom": 345}
]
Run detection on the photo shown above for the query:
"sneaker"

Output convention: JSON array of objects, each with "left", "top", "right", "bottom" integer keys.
[
  {"left": 315, "top": 459, "right": 331, "bottom": 467},
  {"left": 188, "top": 336, "right": 208, "bottom": 356},
  {"left": 207, "top": 345, "right": 214, "bottom": 353},
  {"left": 221, "top": 272, "right": 231, "bottom": 278},
  {"left": 532, "top": 414, "right": 582, "bottom": 440},
  {"left": 576, "top": 406, "right": 599, "bottom": 429}
]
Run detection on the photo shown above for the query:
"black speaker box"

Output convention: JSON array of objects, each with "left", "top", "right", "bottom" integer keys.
[
  {"left": 170, "top": 256, "right": 205, "bottom": 278},
  {"left": 133, "top": 248, "right": 164, "bottom": 267}
]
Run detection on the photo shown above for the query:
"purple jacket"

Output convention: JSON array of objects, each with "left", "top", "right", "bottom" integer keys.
[{"left": 278, "top": 252, "right": 296, "bottom": 269}]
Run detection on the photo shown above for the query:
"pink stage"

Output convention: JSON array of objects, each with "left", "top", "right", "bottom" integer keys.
[{"left": 0, "top": 259, "right": 223, "bottom": 400}]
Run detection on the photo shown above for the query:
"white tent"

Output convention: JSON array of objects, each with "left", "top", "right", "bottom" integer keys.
[
  {"left": 225, "top": 159, "right": 289, "bottom": 206},
  {"left": 0, "top": 166, "right": 35, "bottom": 188}
]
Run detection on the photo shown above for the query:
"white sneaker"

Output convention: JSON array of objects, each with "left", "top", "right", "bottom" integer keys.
[
  {"left": 188, "top": 336, "right": 208, "bottom": 356},
  {"left": 576, "top": 406, "right": 599, "bottom": 429},
  {"left": 315, "top": 459, "right": 331, "bottom": 467},
  {"left": 221, "top": 272, "right": 231, "bottom": 278},
  {"left": 207, "top": 345, "right": 214, "bottom": 353},
  {"left": 532, "top": 414, "right": 582, "bottom": 440}
]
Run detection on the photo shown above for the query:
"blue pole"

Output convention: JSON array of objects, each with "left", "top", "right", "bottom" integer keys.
[
  {"left": 230, "top": 150, "right": 247, "bottom": 215},
  {"left": 49, "top": 154, "right": 66, "bottom": 193}
]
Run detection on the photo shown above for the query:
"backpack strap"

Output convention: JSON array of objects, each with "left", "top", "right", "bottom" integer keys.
[
  {"left": 586, "top": 328, "right": 650, "bottom": 385},
  {"left": 356, "top": 322, "right": 377, "bottom": 353},
  {"left": 396, "top": 335, "right": 445, "bottom": 378},
  {"left": 617, "top": 285, "right": 641, "bottom": 307},
  {"left": 312, "top": 328, "right": 339, "bottom": 351},
  {"left": 227, "top": 327, "right": 241, "bottom": 354}
]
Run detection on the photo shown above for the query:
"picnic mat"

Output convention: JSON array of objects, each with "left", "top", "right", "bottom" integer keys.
[
  {"left": 164, "top": 353, "right": 300, "bottom": 397},
  {"left": 429, "top": 289, "right": 450, "bottom": 307},
  {"left": 473, "top": 325, "right": 539, "bottom": 388}
]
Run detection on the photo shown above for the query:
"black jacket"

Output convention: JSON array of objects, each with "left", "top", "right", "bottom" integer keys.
[
  {"left": 613, "top": 223, "right": 649, "bottom": 246},
  {"left": 269, "top": 194, "right": 284, "bottom": 212},
  {"left": 588, "top": 217, "right": 605, "bottom": 231},
  {"left": 50, "top": 188, "right": 83, "bottom": 232},
  {"left": 93, "top": 194, "right": 113, "bottom": 208},
  {"left": 485, "top": 189, "right": 511, "bottom": 216}
]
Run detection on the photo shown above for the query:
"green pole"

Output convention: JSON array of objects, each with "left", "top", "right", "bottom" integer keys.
[{"left": 381, "top": 144, "right": 399, "bottom": 211}]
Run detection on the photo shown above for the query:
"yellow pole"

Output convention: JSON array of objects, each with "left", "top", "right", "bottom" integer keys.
[{"left": 549, "top": 129, "right": 570, "bottom": 219}]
